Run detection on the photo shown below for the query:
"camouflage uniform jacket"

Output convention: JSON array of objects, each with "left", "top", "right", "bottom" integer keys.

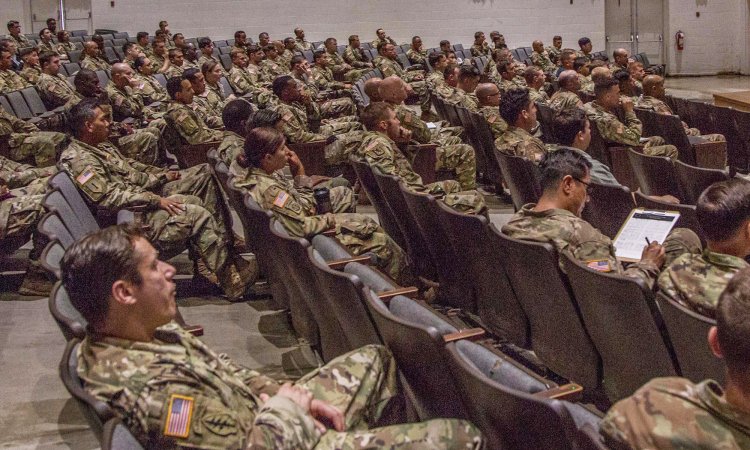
[
  {"left": 191, "top": 94, "right": 223, "bottom": 129},
  {"left": 375, "top": 58, "right": 420, "bottom": 82},
  {"left": 494, "top": 126, "right": 548, "bottom": 162},
  {"left": 278, "top": 50, "right": 296, "bottom": 69},
  {"left": 600, "top": 377, "right": 750, "bottom": 449},
  {"left": 19, "top": 65, "right": 41, "bottom": 84},
  {"left": 58, "top": 138, "right": 166, "bottom": 210},
  {"left": 342, "top": 46, "right": 369, "bottom": 68},
  {"left": 197, "top": 54, "right": 226, "bottom": 74},
  {"left": 226, "top": 66, "right": 274, "bottom": 107},
  {"left": 583, "top": 101, "right": 642, "bottom": 146},
  {"left": 37, "top": 40, "right": 59, "bottom": 56},
  {"left": 470, "top": 42, "right": 491, "bottom": 57},
  {"left": 478, "top": 105, "right": 508, "bottom": 139},
  {"left": 502, "top": 204, "right": 660, "bottom": 288},
  {"left": 0, "top": 107, "right": 38, "bottom": 138},
  {"left": 272, "top": 101, "right": 326, "bottom": 143},
  {"left": 0, "top": 68, "right": 31, "bottom": 93},
  {"left": 636, "top": 95, "right": 673, "bottom": 115},
  {"left": 393, "top": 103, "right": 446, "bottom": 145},
  {"left": 545, "top": 46, "right": 562, "bottom": 63},
  {"left": 354, "top": 131, "right": 436, "bottom": 194},
  {"left": 579, "top": 75, "right": 594, "bottom": 93},
  {"left": 80, "top": 55, "right": 110, "bottom": 71},
  {"left": 576, "top": 51, "right": 594, "bottom": 63},
  {"left": 406, "top": 48, "right": 427, "bottom": 66},
  {"left": 164, "top": 101, "right": 224, "bottom": 145},
  {"left": 531, "top": 51, "right": 555, "bottom": 73},
  {"left": 260, "top": 58, "right": 287, "bottom": 80},
  {"left": 245, "top": 64, "right": 269, "bottom": 86},
  {"left": 37, "top": 72, "right": 77, "bottom": 108},
  {"left": 549, "top": 90, "right": 583, "bottom": 111},
  {"left": 370, "top": 37, "right": 397, "bottom": 49},
  {"left": 132, "top": 74, "right": 170, "bottom": 104},
  {"left": 496, "top": 77, "right": 526, "bottom": 95},
  {"left": 105, "top": 82, "right": 147, "bottom": 122},
  {"left": 163, "top": 64, "right": 185, "bottom": 80},
  {"left": 77, "top": 322, "right": 325, "bottom": 449},
  {"left": 57, "top": 41, "right": 81, "bottom": 56},
  {"left": 326, "top": 51, "right": 350, "bottom": 73},
  {"left": 529, "top": 88, "right": 549, "bottom": 105},
  {"left": 216, "top": 131, "right": 244, "bottom": 168},
  {"left": 311, "top": 65, "right": 346, "bottom": 91},
  {"left": 150, "top": 54, "right": 167, "bottom": 73},
  {"left": 0, "top": 155, "right": 53, "bottom": 188},
  {"left": 8, "top": 34, "right": 31, "bottom": 48},
  {"left": 136, "top": 44, "right": 152, "bottom": 58},
  {"left": 294, "top": 39, "right": 313, "bottom": 52},
  {"left": 658, "top": 249, "right": 748, "bottom": 318},
  {"left": 425, "top": 71, "right": 445, "bottom": 92}
]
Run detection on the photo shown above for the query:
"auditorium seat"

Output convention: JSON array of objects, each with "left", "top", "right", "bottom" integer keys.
[
  {"left": 581, "top": 181, "right": 634, "bottom": 239},
  {"left": 49, "top": 281, "right": 87, "bottom": 341},
  {"left": 674, "top": 160, "right": 729, "bottom": 205},
  {"left": 40, "top": 239, "right": 65, "bottom": 278},
  {"left": 37, "top": 210, "right": 75, "bottom": 249},
  {"left": 494, "top": 150, "right": 542, "bottom": 211},
  {"left": 627, "top": 149, "right": 682, "bottom": 199},
  {"left": 101, "top": 417, "right": 143, "bottom": 450}
]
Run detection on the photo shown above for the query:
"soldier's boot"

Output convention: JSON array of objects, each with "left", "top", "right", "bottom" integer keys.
[
  {"left": 193, "top": 258, "right": 218, "bottom": 287},
  {"left": 217, "top": 255, "right": 259, "bottom": 301},
  {"left": 18, "top": 262, "right": 54, "bottom": 297}
]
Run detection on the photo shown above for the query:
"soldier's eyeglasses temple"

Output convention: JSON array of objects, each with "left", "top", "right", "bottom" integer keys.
[{"left": 572, "top": 176, "right": 591, "bottom": 194}]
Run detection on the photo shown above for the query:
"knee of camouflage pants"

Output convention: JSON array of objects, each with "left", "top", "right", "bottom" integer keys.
[
  {"left": 663, "top": 227, "right": 702, "bottom": 269},
  {"left": 117, "top": 130, "right": 160, "bottom": 165},
  {"left": 330, "top": 186, "right": 357, "bottom": 213},
  {"left": 437, "top": 144, "right": 477, "bottom": 191},
  {"left": 11, "top": 131, "right": 67, "bottom": 167},
  {"left": 643, "top": 138, "right": 678, "bottom": 160}
]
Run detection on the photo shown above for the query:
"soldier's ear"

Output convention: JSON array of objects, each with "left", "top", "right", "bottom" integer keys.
[
  {"left": 111, "top": 279, "right": 138, "bottom": 306},
  {"left": 708, "top": 326, "right": 724, "bottom": 359}
]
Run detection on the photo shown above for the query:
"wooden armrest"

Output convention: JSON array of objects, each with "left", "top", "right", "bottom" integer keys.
[
  {"left": 327, "top": 254, "right": 372, "bottom": 270},
  {"left": 532, "top": 383, "right": 584, "bottom": 402},
  {"left": 408, "top": 143, "right": 438, "bottom": 184},
  {"left": 289, "top": 140, "right": 327, "bottom": 176},
  {"left": 377, "top": 286, "right": 419, "bottom": 301},
  {"left": 443, "top": 327, "right": 485, "bottom": 343}
]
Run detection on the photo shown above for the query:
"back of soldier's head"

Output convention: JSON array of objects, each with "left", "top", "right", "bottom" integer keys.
[
  {"left": 538, "top": 147, "right": 592, "bottom": 193},
  {"left": 67, "top": 97, "right": 100, "bottom": 138},
  {"left": 361, "top": 101, "right": 392, "bottom": 131},
  {"left": 716, "top": 267, "right": 750, "bottom": 374},
  {"left": 222, "top": 99, "right": 255, "bottom": 134},
  {"left": 593, "top": 77, "right": 618, "bottom": 99},
  {"left": 458, "top": 65, "right": 480, "bottom": 83},
  {"left": 61, "top": 224, "right": 144, "bottom": 331},
  {"left": 552, "top": 108, "right": 588, "bottom": 147},
  {"left": 697, "top": 178, "right": 750, "bottom": 243},
  {"left": 272, "top": 75, "right": 294, "bottom": 98},
  {"left": 428, "top": 52, "right": 444, "bottom": 67},
  {"left": 166, "top": 76, "right": 185, "bottom": 99},
  {"left": 499, "top": 88, "right": 531, "bottom": 125}
]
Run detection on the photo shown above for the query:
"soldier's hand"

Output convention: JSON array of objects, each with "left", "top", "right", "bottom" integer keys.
[
  {"left": 640, "top": 241, "right": 666, "bottom": 268},
  {"left": 396, "top": 126, "right": 412, "bottom": 143},
  {"left": 343, "top": 83, "right": 353, "bottom": 89},
  {"left": 310, "top": 399, "right": 345, "bottom": 432},
  {"left": 620, "top": 96, "right": 634, "bottom": 112},
  {"left": 275, "top": 383, "right": 313, "bottom": 414},
  {"left": 285, "top": 149, "right": 305, "bottom": 176},
  {"left": 158, "top": 197, "right": 186, "bottom": 216},
  {"left": 165, "top": 170, "right": 181, "bottom": 181}
]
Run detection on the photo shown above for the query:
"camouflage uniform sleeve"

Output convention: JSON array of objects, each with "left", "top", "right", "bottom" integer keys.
[
  {"left": 170, "top": 108, "right": 223, "bottom": 144},
  {"left": 262, "top": 184, "right": 334, "bottom": 238},
  {"left": 228, "top": 69, "right": 253, "bottom": 96},
  {"left": 398, "top": 108, "right": 431, "bottom": 144},
  {"left": 10, "top": 113, "right": 39, "bottom": 133},
  {"left": 41, "top": 77, "right": 75, "bottom": 108},
  {"left": 0, "top": 156, "right": 53, "bottom": 188},
  {"left": 278, "top": 108, "right": 327, "bottom": 143},
  {"left": 596, "top": 110, "right": 642, "bottom": 147}
]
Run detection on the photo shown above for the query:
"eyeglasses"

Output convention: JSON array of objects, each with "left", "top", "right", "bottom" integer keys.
[{"left": 572, "top": 176, "right": 591, "bottom": 194}]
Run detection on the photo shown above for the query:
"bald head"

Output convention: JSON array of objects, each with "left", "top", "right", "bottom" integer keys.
[
  {"left": 111, "top": 62, "right": 133, "bottom": 88},
  {"left": 83, "top": 41, "right": 99, "bottom": 56},
  {"left": 111, "top": 63, "right": 130, "bottom": 76},
  {"left": 532, "top": 40, "right": 543, "bottom": 53},
  {"left": 590, "top": 66, "right": 612, "bottom": 85},
  {"left": 476, "top": 83, "right": 501, "bottom": 106},
  {"left": 364, "top": 77, "right": 383, "bottom": 102},
  {"left": 642, "top": 75, "right": 664, "bottom": 96},
  {"left": 379, "top": 75, "right": 408, "bottom": 104},
  {"left": 558, "top": 70, "right": 580, "bottom": 91}
]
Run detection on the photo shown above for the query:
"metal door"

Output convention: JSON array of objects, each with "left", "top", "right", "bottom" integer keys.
[
  {"left": 605, "top": 0, "right": 664, "bottom": 65},
  {"left": 62, "top": 0, "right": 92, "bottom": 34},
  {"left": 30, "top": 0, "right": 58, "bottom": 33}
]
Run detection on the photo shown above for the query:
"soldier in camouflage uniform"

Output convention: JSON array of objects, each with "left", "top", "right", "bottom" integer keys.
[
  {"left": 658, "top": 178, "right": 750, "bottom": 318},
  {"left": 260, "top": 44, "right": 288, "bottom": 80},
  {"left": 370, "top": 28, "right": 398, "bottom": 49},
  {"left": 18, "top": 48, "right": 41, "bottom": 84},
  {"left": 184, "top": 68, "right": 222, "bottom": 128},
  {"left": 324, "top": 38, "right": 368, "bottom": 83},
  {"left": 311, "top": 50, "right": 352, "bottom": 95},
  {"left": 79, "top": 41, "right": 111, "bottom": 72},
  {"left": 374, "top": 43, "right": 431, "bottom": 116},
  {"left": 502, "top": 148, "right": 701, "bottom": 289},
  {"left": 576, "top": 37, "right": 594, "bottom": 63},
  {"left": 132, "top": 56, "right": 170, "bottom": 104},
  {"left": 601, "top": 265, "right": 750, "bottom": 449},
  {"left": 163, "top": 77, "right": 224, "bottom": 152},
  {"left": 246, "top": 45, "right": 272, "bottom": 86},
  {"left": 6, "top": 21, "right": 30, "bottom": 49},
  {"left": 216, "top": 99, "right": 254, "bottom": 174},
  {"left": 60, "top": 99, "right": 254, "bottom": 299},
  {"left": 56, "top": 30, "right": 81, "bottom": 57},
  {"left": 278, "top": 37, "right": 298, "bottom": 69},
  {"left": 66, "top": 224, "right": 483, "bottom": 449},
  {"left": 36, "top": 28, "right": 60, "bottom": 58},
  {"left": 163, "top": 48, "right": 188, "bottom": 79},
  {"left": 0, "top": 46, "right": 31, "bottom": 93},
  {"left": 549, "top": 70, "right": 584, "bottom": 111},
  {"left": 37, "top": 52, "right": 77, "bottom": 108},
  {"left": 425, "top": 52, "right": 449, "bottom": 92},
  {"left": 196, "top": 38, "right": 226, "bottom": 77},
  {"left": 545, "top": 36, "right": 563, "bottom": 64},
  {"left": 272, "top": 75, "right": 363, "bottom": 167},
  {"left": 470, "top": 32, "right": 491, "bottom": 57},
  {"left": 290, "top": 56, "right": 356, "bottom": 119},
  {"left": 530, "top": 40, "right": 556, "bottom": 75},
  {"left": 494, "top": 88, "right": 548, "bottom": 163},
  {"left": 406, "top": 36, "right": 428, "bottom": 66},
  {"left": 0, "top": 106, "right": 67, "bottom": 167},
  {"left": 493, "top": 60, "right": 526, "bottom": 95},
  {"left": 637, "top": 75, "right": 726, "bottom": 143},
  {"left": 293, "top": 27, "right": 313, "bottom": 52},
  {"left": 226, "top": 49, "right": 275, "bottom": 108},
  {"left": 343, "top": 35, "right": 373, "bottom": 69},
  {"left": 380, "top": 76, "right": 476, "bottom": 190},
  {"left": 356, "top": 102, "right": 486, "bottom": 215},
  {"left": 476, "top": 83, "right": 508, "bottom": 138},
  {"left": 149, "top": 39, "right": 170, "bottom": 74},
  {"left": 584, "top": 78, "right": 678, "bottom": 159},
  {"left": 523, "top": 66, "right": 549, "bottom": 105},
  {"left": 135, "top": 32, "right": 152, "bottom": 58},
  {"left": 436, "top": 65, "right": 480, "bottom": 111}
]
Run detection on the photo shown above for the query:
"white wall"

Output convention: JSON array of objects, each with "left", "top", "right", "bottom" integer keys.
[
  {"left": 665, "top": 0, "right": 742, "bottom": 75},
  {"left": 89, "top": 0, "right": 605, "bottom": 51},
  {"left": 0, "top": 0, "right": 32, "bottom": 35}
]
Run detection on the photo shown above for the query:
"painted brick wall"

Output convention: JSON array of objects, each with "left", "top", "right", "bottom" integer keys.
[
  {"left": 88, "top": 0, "right": 605, "bottom": 52},
  {"left": 1, "top": 0, "right": 32, "bottom": 35}
]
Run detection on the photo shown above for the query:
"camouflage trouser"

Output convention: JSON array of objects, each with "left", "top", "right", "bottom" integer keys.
[
  {"left": 437, "top": 144, "right": 477, "bottom": 191},
  {"left": 0, "top": 193, "right": 45, "bottom": 240},
  {"left": 301, "top": 345, "right": 484, "bottom": 450},
  {"left": 685, "top": 128, "right": 726, "bottom": 143},
  {"left": 663, "top": 227, "right": 702, "bottom": 269},
  {"left": 162, "top": 163, "right": 231, "bottom": 235},
  {"left": 333, "top": 213, "right": 413, "bottom": 286},
  {"left": 322, "top": 118, "right": 362, "bottom": 134},
  {"left": 330, "top": 186, "right": 357, "bottom": 213},
  {"left": 145, "top": 194, "right": 228, "bottom": 273},
  {"left": 643, "top": 137, "right": 678, "bottom": 160},
  {"left": 426, "top": 180, "right": 487, "bottom": 216},
  {"left": 118, "top": 128, "right": 161, "bottom": 166},
  {"left": 9, "top": 131, "right": 68, "bottom": 167},
  {"left": 321, "top": 97, "right": 357, "bottom": 119},
  {"left": 432, "top": 124, "right": 464, "bottom": 147},
  {"left": 408, "top": 80, "right": 431, "bottom": 113},
  {"left": 325, "top": 130, "right": 367, "bottom": 166},
  {"left": 343, "top": 68, "right": 370, "bottom": 83}
]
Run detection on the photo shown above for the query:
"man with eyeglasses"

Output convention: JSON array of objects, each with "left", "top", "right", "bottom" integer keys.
[
  {"left": 475, "top": 83, "right": 508, "bottom": 138},
  {"left": 502, "top": 147, "right": 701, "bottom": 288}
]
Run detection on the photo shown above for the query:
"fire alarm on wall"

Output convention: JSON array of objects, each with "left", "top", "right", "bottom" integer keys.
[{"left": 110, "top": 0, "right": 114, "bottom": 6}]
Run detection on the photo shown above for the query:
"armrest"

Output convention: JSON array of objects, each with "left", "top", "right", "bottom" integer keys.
[
  {"left": 289, "top": 140, "right": 327, "bottom": 176},
  {"left": 377, "top": 286, "right": 419, "bottom": 301},
  {"left": 327, "top": 254, "right": 372, "bottom": 270},
  {"left": 532, "top": 383, "right": 584, "bottom": 402},
  {"left": 407, "top": 142, "right": 438, "bottom": 184},
  {"left": 443, "top": 328, "right": 485, "bottom": 343},
  {"left": 176, "top": 141, "right": 221, "bottom": 169}
]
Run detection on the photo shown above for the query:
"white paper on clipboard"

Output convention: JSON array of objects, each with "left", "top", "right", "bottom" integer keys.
[{"left": 613, "top": 208, "right": 680, "bottom": 262}]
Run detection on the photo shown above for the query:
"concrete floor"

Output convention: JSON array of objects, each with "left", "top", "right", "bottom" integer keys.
[{"left": 0, "top": 74, "right": 747, "bottom": 449}]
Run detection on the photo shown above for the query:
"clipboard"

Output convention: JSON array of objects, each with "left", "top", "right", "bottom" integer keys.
[{"left": 613, "top": 208, "right": 680, "bottom": 262}]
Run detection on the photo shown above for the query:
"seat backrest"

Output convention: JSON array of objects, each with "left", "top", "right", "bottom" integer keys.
[
  {"left": 218, "top": 77, "right": 233, "bottom": 98},
  {"left": 46, "top": 172, "right": 100, "bottom": 235},
  {"left": 580, "top": 181, "right": 634, "bottom": 239},
  {"left": 634, "top": 192, "right": 705, "bottom": 244},
  {"left": 306, "top": 247, "right": 382, "bottom": 350},
  {"left": 687, "top": 100, "right": 718, "bottom": 135},
  {"left": 561, "top": 253, "right": 679, "bottom": 402},
  {"left": 576, "top": 423, "right": 609, "bottom": 450},
  {"left": 63, "top": 62, "right": 81, "bottom": 75},
  {"left": 400, "top": 183, "right": 475, "bottom": 311},
  {"left": 101, "top": 417, "right": 144, "bottom": 450},
  {"left": 49, "top": 281, "right": 87, "bottom": 340},
  {"left": 21, "top": 86, "right": 48, "bottom": 116},
  {"left": 6, "top": 89, "right": 33, "bottom": 119},
  {"left": 437, "top": 202, "right": 529, "bottom": 346},
  {"left": 649, "top": 110, "right": 696, "bottom": 165},
  {"left": 627, "top": 148, "right": 681, "bottom": 198},
  {"left": 445, "top": 341, "right": 579, "bottom": 450},
  {"left": 493, "top": 150, "right": 542, "bottom": 211},
  {"left": 655, "top": 292, "right": 724, "bottom": 384},
  {"left": 0, "top": 95, "right": 13, "bottom": 114},
  {"left": 536, "top": 102, "right": 556, "bottom": 143},
  {"left": 397, "top": 53, "right": 411, "bottom": 68},
  {"left": 68, "top": 50, "right": 82, "bottom": 63},
  {"left": 362, "top": 289, "right": 469, "bottom": 420},
  {"left": 725, "top": 107, "right": 750, "bottom": 172},
  {"left": 37, "top": 210, "right": 75, "bottom": 249},
  {"left": 59, "top": 338, "right": 115, "bottom": 441},
  {"left": 40, "top": 239, "right": 65, "bottom": 279},
  {"left": 220, "top": 54, "right": 232, "bottom": 70},
  {"left": 674, "top": 160, "right": 729, "bottom": 205},
  {"left": 42, "top": 189, "right": 97, "bottom": 241},
  {"left": 495, "top": 229, "right": 602, "bottom": 391}
]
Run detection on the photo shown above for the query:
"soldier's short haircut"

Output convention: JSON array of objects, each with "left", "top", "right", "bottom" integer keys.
[
  {"left": 324, "top": 37, "right": 336, "bottom": 46},
  {"left": 57, "top": 30, "right": 67, "bottom": 40},
  {"left": 246, "top": 44, "right": 261, "bottom": 55},
  {"left": 173, "top": 33, "right": 184, "bottom": 40},
  {"left": 554, "top": 35, "right": 562, "bottom": 40},
  {"left": 154, "top": 30, "right": 165, "bottom": 38},
  {"left": 74, "top": 68, "right": 98, "bottom": 90},
  {"left": 361, "top": 102, "right": 394, "bottom": 131},
  {"left": 240, "top": 126, "right": 285, "bottom": 168},
  {"left": 133, "top": 56, "right": 147, "bottom": 72},
  {"left": 573, "top": 57, "right": 588, "bottom": 71},
  {"left": 62, "top": 224, "right": 145, "bottom": 330},
  {"left": 474, "top": 31, "right": 484, "bottom": 40},
  {"left": 717, "top": 266, "right": 750, "bottom": 372},
  {"left": 38, "top": 28, "right": 50, "bottom": 38},
  {"left": 229, "top": 48, "right": 246, "bottom": 59},
  {"left": 552, "top": 107, "right": 588, "bottom": 146},
  {"left": 458, "top": 65, "right": 480, "bottom": 82},
  {"left": 19, "top": 47, "right": 37, "bottom": 58},
  {"left": 67, "top": 97, "right": 102, "bottom": 138},
  {"left": 312, "top": 49, "right": 326, "bottom": 62},
  {"left": 697, "top": 178, "right": 750, "bottom": 242},
  {"left": 348, "top": 35, "right": 359, "bottom": 43},
  {"left": 289, "top": 55, "right": 305, "bottom": 68},
  {"left": 159, "top": 20, "right": 168, "bottom": 28},
  {"left": 263, "top": 44, "right": 275, "bottom": 53},
  {"left": 166, "top": 76, "right": 186, "bottom": 99},
  {"left": 259, "top": 32, "right": 269, "bottom": 40},
  {"left": 500, "top": 87, "right": 531, "bottom": 125},
  {"left": 168, "top": 48, "right": 182, "bottom": 59},
  {"left": 272, "top": 75, "right": 294, "bottom": 98},
  {"left": 523, "top": 66, "right": 541, "bottom": 83},
  {"left": 497, "top": 60, "right": 513, "bottom": 75},
  {"left": 222, "top": 98, "right": 255, "bottom": 134},
  {"left": 234, "top": 30, "right": 246, "bottom": 40},
  {"left": 428, "top": 52, "right": 445, "bottom": 67},
  {"left": 538, "top": 146, "right": 592, "bottom": 192},
  {"left": 248, "top": 108, "right": 281, "bottom": 130},
  {"left": 283, "top": 37, "right": 295, "bottom": 45},
  {"left": 412, "top": 36, "right": 421, "bottom": 43},
  {"left": 183, "top": 67, "right": 200, "bottom": 81},
  {"left": 39, "top": 51, "right": 58, "bottom": 67},
  {"left": 376, "top": 41, "right": 390, "bottom": 53},
  {"left": 439, "top": 40, "right": 450, "bottom": 48},
  {"left": 198, "top": 37, "right": 212, "bottom": 49},
  {"left": 200, "top": 59, "right": 219, "bottom": 75},
  {"left": 122, "top": 42, "right": 136, "bottom": 54},
  {"left": 7, "top": 21, "right": 19, "bottom": 31},
  {"left": 442, "top": 64, "right": 458, "bottom": 79},
  {"left": 578, "top": 37, "right": 591, "bottom": 47},
  {"left": 136, "top": 31, "right": 148, "bottom": 41},
  {"left": 593, "top": 77, "right": 618, "bottom": 97}
]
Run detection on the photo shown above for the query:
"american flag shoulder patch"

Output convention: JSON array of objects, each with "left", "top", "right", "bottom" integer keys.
[
  {"left": 273, "top": 191, "right": 290, "bottom": 208},
  {"left": 586, "top": 259, "right": 612, "bottom": 272},
  {"left": 76, "top": 167, "right": 95, "bottom": 185},
  {"left": 163, "top": 394, "right": 194, "bottom": 438}
]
